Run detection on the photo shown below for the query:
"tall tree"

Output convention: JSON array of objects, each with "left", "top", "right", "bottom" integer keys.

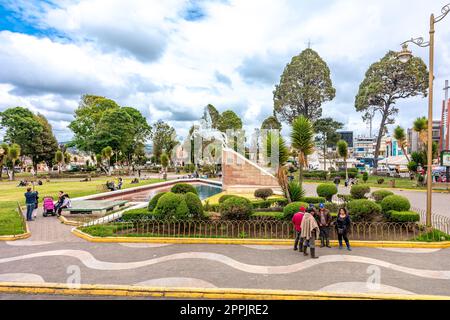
[
  {"left": 55, "top": 150, "right": 64, "bottom": 174},
  {"left": 217, "top": 110, "right": 243, "bottom": 132},
  {"left": 314, "top": 118, "right": 343, "bottom": 170},
  {"left": 69, "top": 95, "right": 120, "bottom": 153},
  {"left": 274, "top": 49, "right": 336, "bottom": 123},
  {"left": 291, "top": 116, "right": 315, "bottom": 185},
  {"left": 31, "top": 114, "right": 59, "bottom": 173},
  {"left": 393, "top": 125, "right": 410, "bottom": 162},
  {"left": 337, "top": 140, "right": 349, "bottom": 180},
  {"left": 261, "top": 116, "right": 282, "bottom": 130},
  {"left": 7, "top": 144, "right": 20, "bottom": 181},
  {"left": 101, "top": 146, "right": 113, "bottom": 176},
  {"left": 151, "top": 120, "right": 178, "bottom": 162},
  {"left": 355, "top": 51, "right": 428, "bottom": 172},
  {"left": 201, "top": 104, "right": 221, "bottom": 129},
  {"left": 0, "top": 143, "right": 8, "bottom": 180}
]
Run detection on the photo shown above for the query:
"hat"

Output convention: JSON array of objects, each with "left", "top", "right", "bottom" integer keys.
[
  {"left": 309, "top": 203, "right": 315, "bottom": 208},
  {"left": 299, "top": 207, "right": 306, "bottom": 213},
  {"left": 319, "top": 203, "right": 325, "bottom": 209}
]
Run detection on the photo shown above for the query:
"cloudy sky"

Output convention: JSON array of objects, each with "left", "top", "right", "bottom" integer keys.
[{"left": 1, "top": 0, "right": 450, "bottom": 143}]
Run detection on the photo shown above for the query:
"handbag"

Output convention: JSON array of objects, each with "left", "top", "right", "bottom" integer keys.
[{"left": 337, "top": 227, "right": 345, "bottom": 235}]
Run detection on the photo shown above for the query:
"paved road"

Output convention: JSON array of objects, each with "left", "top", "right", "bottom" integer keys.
[{"left": 303, "top": 183, "right": 450, "bottom": 219}]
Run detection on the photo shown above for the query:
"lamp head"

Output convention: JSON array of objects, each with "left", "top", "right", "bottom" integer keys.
[{"left": 398, "top": 43, "right": 412, "bottom": 63}]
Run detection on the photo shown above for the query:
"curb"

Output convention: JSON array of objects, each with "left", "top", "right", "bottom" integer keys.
[
  {"left": 0, "top": 210, "right": 31, "bottom": 241},
  {"left": 72, "top": 228, "right": 450, "bottom": 248},
  {"left": 58, "top": 216, "right": 81, "bottom": 227},
  {"left": 0, "top": 282, "right": 448, "bottom": 300}
]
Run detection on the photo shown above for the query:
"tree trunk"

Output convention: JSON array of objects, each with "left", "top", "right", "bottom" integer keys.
[
  {"left": 344, "top": 156, "right": 348, "bottom": 180},
  {"left": 33, "top": 162, "right": 38, "bottom": 176},
  {"left": 298, "top": 154, "right": 304, "bottom": 186},
  {"left": 323, "top": 144, "right": 327, "bottom": 171},
  {"left": 373, "top": 111, "right": 389, "bottom": 174},
  {"left": 401, "top": 146, "right": 410, "bottom": 162}
]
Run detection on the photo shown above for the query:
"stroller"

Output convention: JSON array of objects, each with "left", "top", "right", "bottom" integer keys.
[{"left": 43, "top": 197, "right": 56, "bottom": 217}]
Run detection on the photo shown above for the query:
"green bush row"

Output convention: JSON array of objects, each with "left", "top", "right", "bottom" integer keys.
[{"left": 385, "top": 211, "right": 420, "bottom": 223}]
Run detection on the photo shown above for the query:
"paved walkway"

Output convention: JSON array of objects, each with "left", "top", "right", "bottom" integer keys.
[{"left": 0, "top": 241, "right": 449, "bottom": 297}]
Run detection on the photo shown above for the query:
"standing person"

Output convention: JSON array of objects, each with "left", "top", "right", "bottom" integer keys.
[
  {"left": 292, "top": 207, "right": 306, "bottom": 252},
  {"left": 24, "top": 188, "right": 37, "bottom": 222},
  {"left": 117, "top": 177, "right": 123, "bottom": 190},
  {"left": 336, "top": 208, "right": 352, "bottom": 251},
  {"left": 33, "top": 190, "right": 39, "bottom": 220},
  {"left": 317, "top": 203, "right": 332, "bottom": 248},
  {"left": 300, "top": 208, "right": 321, "bottom": 259}
]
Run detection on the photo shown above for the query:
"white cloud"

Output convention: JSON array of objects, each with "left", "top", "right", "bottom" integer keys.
[{"left": 1, "top": 0, "right": 449, "bottom": 143}]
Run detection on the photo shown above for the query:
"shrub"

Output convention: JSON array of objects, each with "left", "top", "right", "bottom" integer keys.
[
  {"left": 337, "top": 194, "right": 353, "bottom": 203},
  {"left": 314, "top": 202, "right": 339, "bottom": 213},
  {"left": 350, "top": 184, "right": 371, "bottom": 199},
  {"left": 184, "top": 192, "right": 205, "bottom": 219},
  {"left": 380, "top": 195, "right": 411, "bottom": 213},
  {"left": 282, "top": 202, "right": 308, "bottom": 220},
  {"left": 153, "top": 192, "right": 190, "bottom": 219},
  {"left": 316, "top": 184, "right": 338, "bottom": 201},
  {"left": 220, "top": 197, "right": 253, "bottom": 220},
  {"left": 377, "top": 178, "right": 385, "bottom": 185},
  {"left": 362, "top": 172, "right": 368, "bottom": 183},
  {"left": 372, "top": 190, "right": 394, "bottom": 203},
  {"left": 251, "top": 212, "right": 284, "bottom": 220},
  {"left": 347, "top": 199, "right": 382, "bottom": 221},
  {"left": 254, "top": 188, "right": 274, "bottom": 201},
  {"left": 288, "top": 181, "right": 305, "bottom": 201},
  {"left": 171, "top": 183, "right": 198, "bottom": 195},
  {"left": 386, "top": 211, "right": 420, "bottom": 223},
  {"left": 148, "top": 192, "right": 166, "bottom": 211},
  {"left": 301, "top": 196, "right": 326, "bottom": 204},
  {"left": 122, "top": 209, "right": 153, "bottom": 221},
  {"left": 219, "top": 194, "right": 238, "bottom": 203}
]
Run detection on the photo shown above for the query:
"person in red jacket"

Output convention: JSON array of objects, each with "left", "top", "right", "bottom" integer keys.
[{"left": 292, "top": 206, "right": 306, "bottom": 251}]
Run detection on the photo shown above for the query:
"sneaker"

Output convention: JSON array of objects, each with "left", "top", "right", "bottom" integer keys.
[{"left": 339, "top": 245, "right": 343, "bottom": 250}]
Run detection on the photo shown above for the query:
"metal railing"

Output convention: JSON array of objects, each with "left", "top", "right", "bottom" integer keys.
[
  {"left": 79, "top": 218, "right": 447, "bottom": 242},
  {"left": 412, "top": 207, "right": 450, "bottom": 235}
]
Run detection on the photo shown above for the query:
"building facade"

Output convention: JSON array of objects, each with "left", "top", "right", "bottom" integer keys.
[{"left": 353, "top": 136, "right": 376, "bottom": 158}]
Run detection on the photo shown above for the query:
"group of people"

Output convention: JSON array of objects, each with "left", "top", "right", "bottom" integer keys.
[
  {"left": 105, "top": 177, "right": 123, "bottom": 191},
  {"left": 292, "top": 204, "right": 351, "bottom": 259},
  {"left": 24, "top": 189, "right": 71, "bottom": 221},
  {"left": 17, "top": 180, "right": 43, "bottom": 187},
  {"left": 333, "top": 176, "right": 358, "bottom": 188}
]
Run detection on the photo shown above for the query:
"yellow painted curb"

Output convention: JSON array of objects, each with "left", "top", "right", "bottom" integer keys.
[
  {"left": 0, "top": 282, "right": 448, "bottom": 300},
  {"left": 58, "top": 216, "right": 82, "bottom": 227},
  {"left": 72, "top": 228, "right": 450, "bottom": 248}
]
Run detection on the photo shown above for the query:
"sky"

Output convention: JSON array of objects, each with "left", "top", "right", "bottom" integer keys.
[{"left": 1, "top": 0, "right": 450, "bottom": 143}]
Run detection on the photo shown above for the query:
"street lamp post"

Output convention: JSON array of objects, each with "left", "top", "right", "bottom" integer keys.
[{"left": 397, "top": 3, "right": 450, "bottom": 227}]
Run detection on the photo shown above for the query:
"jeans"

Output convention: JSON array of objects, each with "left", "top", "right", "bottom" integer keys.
[
  {"left": 320, "top": 226, "right": 330, "bottom": 245},
  {"left": 294, "top": 231, "right": 301, "bottom": 249},
  {"left": 338, "top": 231, "right": 350, "bottom": 248},
  {"left": 57, "top": 205, "right": 68, "bottom": 215},
  {"left": 26, "top": 204, "right": 34, "bottom": 221}
]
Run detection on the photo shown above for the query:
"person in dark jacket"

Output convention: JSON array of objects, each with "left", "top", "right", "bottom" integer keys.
[
  {"left": 317, "top": 203, "right": 332, "bottom": 248},
  {"left": 24, "top": 187, "right": 38, "bottom": 221},
  {"left": 335, "top": 208, "right": 352, "bottom": 251}
]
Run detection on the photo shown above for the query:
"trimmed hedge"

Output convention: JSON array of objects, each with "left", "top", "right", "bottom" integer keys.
[
  {"left": 350, "top": 184, "right": 371, "bottom": 199},
  {"left": 251, "top": 198, "right": 288, "bottom": 209},
  {"left": 219, "top": 194, "right": 238, "bottom": 204},
  {"left": 185, "top": 192, "right": 205, "bottom": 219},
  {"left": 303, "top": 171, "right": 328, "bottom": 180},
  {"left": 386, "top": 211, "right": 420, "bottom": 222},
  {"left": 220, "top": 197, "right": 253, "bottom": 220},
  {"left": 337, "top": 194, "right": 353, "bottom": 203},
  {"left": 380, "top": 195, "right": 411, "bottom": 213},
  {"left": 254, "top": 188, "right": 274, "bottom": 200},
  {"left": 347, "top": 199, "right": 381, "bottom": 221},
  {"left": 153, "top": 192, "right": 190, "bottom": 219},
  {"left": 251, "top": 212, "right": 284, "bottom": 220},
  {"left": 372, "top": 190, "right": 394, "bottom": 203},
  {"left": 316, "top": 184, "right": 338, "bottom": 201},
  {"left": 330, "top": 171, "right": 358, "bottom": 179},
  {"left": 122, "top": 209, "right": 153, "bottom": 221},
  {"left": 283, "top": 202, "right": 308, "bottom": 220},
  {"left": 301, "top": 196, "right": 326, "bottom": 204},
  {"left": 171, "top": 183, "right": 198, "bottom": 195},
  {"left": 148, "top": 192, "right": 167, "bottom": 211}
]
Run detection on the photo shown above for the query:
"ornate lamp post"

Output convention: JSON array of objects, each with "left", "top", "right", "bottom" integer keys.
[{"left": 397, "top": 3, "right": 450, "bottom": 227}]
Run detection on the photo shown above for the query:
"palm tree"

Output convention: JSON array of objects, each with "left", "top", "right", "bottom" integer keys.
[
  {"left": 102, "top": 146, "right": 113, "bottom": 176},
  {"left": 291, "top": 116, "right": 315, "bottom": 185},
  {"left": 0, "top": 143, "right": 9, "bottom": 180},
  {"left": 413, "top": 117, "right": 428, "bottom": 148},
  {"left": 393, "top": 126, "right": 410, "bottom": 162},
  {"left": 55, "top": 150, "right": 64, "bottom": 174},
  {"left": 7, "top": 144, "right": 21, "bottom": 181},
  {"left": 337, "top": 140, "right": 349, "bottom": 180}
]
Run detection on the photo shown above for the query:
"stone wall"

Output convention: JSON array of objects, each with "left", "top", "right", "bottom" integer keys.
[{"left": 222, "top": 149, "right": 279, "bottom": 190}]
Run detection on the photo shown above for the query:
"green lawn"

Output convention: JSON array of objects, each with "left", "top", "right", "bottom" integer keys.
[
  {"left": 0, "top": 177, "right": 164, "bottom": 204},
  {"left": 0, "top": 201, "right": 26, "bottom": 236}
]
